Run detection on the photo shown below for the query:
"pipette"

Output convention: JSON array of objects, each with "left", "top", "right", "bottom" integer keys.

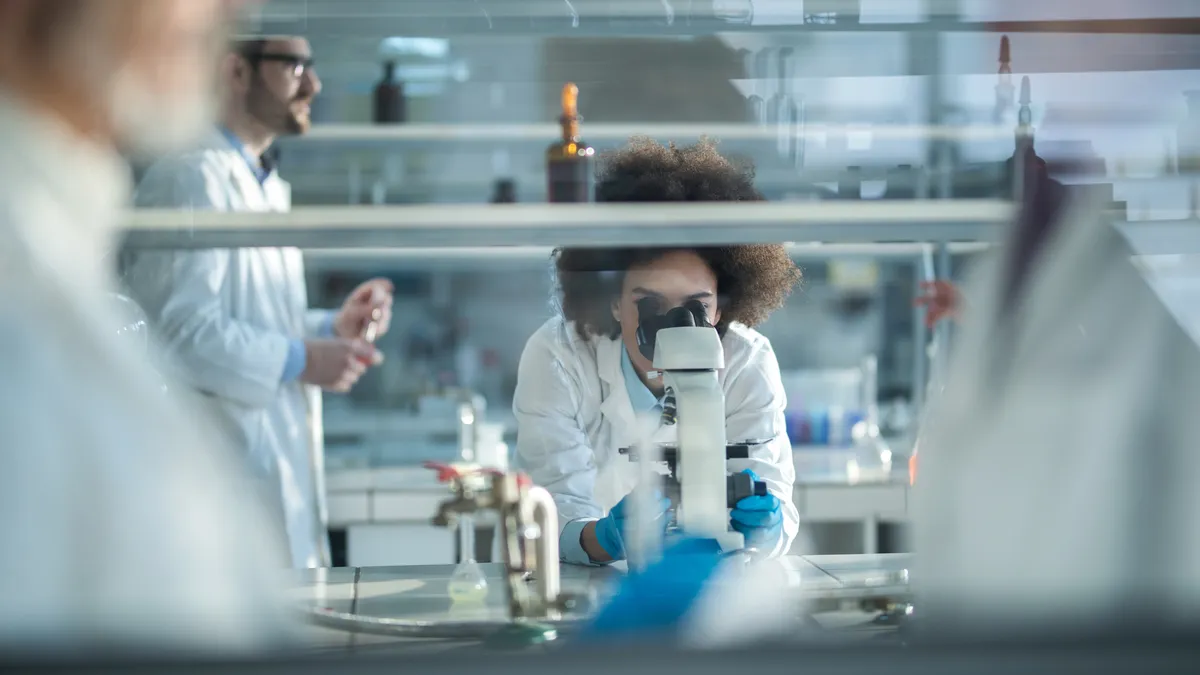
[
  {"left": 363, "top": 290, "right": 383, "bottom": 344},
  {"left": 358, "top": 291, "right": 384, "bottom": 365}
]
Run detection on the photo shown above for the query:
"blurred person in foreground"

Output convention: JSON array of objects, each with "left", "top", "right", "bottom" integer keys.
[
  {"left": 913, "top": 0, "right": 1200, "bottom": 638},
  {"left": 122, "top": 36, "right": 394, "bottom": 569},
  {"left": 0, "top": 0, "right": 292, "bottom": 655}
]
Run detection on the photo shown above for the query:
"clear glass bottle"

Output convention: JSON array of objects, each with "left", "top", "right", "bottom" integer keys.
[
  {"left": 993, "top": 36, "right": 1014, "bottom": 125},
  {"left": 767, "top": 47, "right": 802, "bottom": 166},
  {"left": 1177, "top": 91, "right": 1200, "bottom": 174}
]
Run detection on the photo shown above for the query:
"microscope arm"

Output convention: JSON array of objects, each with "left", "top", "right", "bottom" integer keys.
[{"left": 618, "top": 443, "right": 768, "bottom": 507}]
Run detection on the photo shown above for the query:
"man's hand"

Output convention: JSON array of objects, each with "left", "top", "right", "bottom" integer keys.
[
  {"left": 300, "top": 338, "right": 380, "bottom": 392},
  {"left": 334, "top": 278, "right": 394, "bottom": 341},
  {"left": 914, "top": 280, "right": 962, "bottom": 329}
]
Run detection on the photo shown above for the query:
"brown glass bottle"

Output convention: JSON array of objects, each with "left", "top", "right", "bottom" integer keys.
[
  {"left": 546, "top": 83, "right": 595, "bottom": 202},
  {"left": 373, "top": 61, "right": 406, "bottom": 124},
  {"left": 490, "top": 178, "right": 516, "bottom": 203}
]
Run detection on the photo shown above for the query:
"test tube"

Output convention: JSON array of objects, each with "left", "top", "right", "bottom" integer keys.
[{"left": 363, "top": 307, "right": 381, "bottom": 343}]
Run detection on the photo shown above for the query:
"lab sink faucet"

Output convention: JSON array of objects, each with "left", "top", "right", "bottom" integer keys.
[{"left": 427, "top": 462, "right": 571, "bottom": 621}]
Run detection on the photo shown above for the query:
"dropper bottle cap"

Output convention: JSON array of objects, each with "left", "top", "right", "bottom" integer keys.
[
  {"left": 560, "top": 82, "right": 580, "bottom": 140},
  {"left": 561, "top": 83, "right": 579, "bottom": 120}
]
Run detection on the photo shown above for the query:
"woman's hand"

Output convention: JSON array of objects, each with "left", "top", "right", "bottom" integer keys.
[
  {"left": 582, "top": 489, "right": 672, "bottom": 563},
  {"left": 729, "top": 470, "right": 782, "bottom": 550}
]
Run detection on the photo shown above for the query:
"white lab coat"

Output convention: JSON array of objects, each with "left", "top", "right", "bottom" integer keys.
[
  {"left": 913, "top": 194, "right": 1200, "bottom": 633},
  {"left": 0, "top": 93, "right": 291, "bottom": 651},
  {"left": 513, "top": 317, "right": 799, "bottom": 558},
  {"left": 121, "top": 130, "right": 331, "bottom": 569}
]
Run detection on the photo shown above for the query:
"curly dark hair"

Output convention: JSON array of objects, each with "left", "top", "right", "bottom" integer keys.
[{"left": 554, "top": 137, "right": 801, "bottom": 339}]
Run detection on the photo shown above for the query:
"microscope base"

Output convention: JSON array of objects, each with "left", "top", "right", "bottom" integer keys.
[
  {"left": 714, "top": 531, "right": 746, "bottom": 553},
  {"left": 663, "top": 530, "right": 746, "bottom": 554}
]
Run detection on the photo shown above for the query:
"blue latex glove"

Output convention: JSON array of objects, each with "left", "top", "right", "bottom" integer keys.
[
  {"left": 730, "top": 469, "right": 782, "bottom": 550},
  {"left": 580, "top": 537, "right": 725, "bottom": 642},
  {"left": 593, "top": 489, "right": 672, "bottom": 561}
]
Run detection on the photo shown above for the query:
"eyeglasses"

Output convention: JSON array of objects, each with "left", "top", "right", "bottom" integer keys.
[{"left": 249, "top": 53, "right": 315, "bottom": 78}]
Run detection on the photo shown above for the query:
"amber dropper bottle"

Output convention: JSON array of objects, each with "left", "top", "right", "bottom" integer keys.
[{"left": 546, "top": 82, "right": 595, "bottom": 202}]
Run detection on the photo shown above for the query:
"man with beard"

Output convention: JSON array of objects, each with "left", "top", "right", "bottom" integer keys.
[
  {"left": 122, "top": 36, "right": 395, "bottom": 569},
  {"left": 0, "top": 0, "right": 295, "bottom": 653}
]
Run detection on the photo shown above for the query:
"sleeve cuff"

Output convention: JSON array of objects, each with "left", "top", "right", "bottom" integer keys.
[
  {"left": 305, "top": 309, "right": 337, "bottom": 339},
  {"left": 281, "top": 339, "right": 307, "bottom": 383},
  {"left": 560, "top": 518, "right": 606, "bottom": 566},
  {"left": 318, "top": 315, "right": 335, "bottom": 338}
]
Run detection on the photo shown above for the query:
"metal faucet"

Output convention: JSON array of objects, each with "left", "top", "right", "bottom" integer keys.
[{"left": 428, "top": 463, "right": 567, "bottom": 620}]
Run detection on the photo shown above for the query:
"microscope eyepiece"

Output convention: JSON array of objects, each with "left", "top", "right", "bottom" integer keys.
[
  {"left": 663, "top": 304, "right": 697, "bottom": 328},
  {"left": 634, "top": 298, "right": 714, "bottom": 361}
]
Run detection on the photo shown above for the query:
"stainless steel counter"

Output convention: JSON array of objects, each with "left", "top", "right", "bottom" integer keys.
[{"left": 287, "top": 554, "right": 912, "bottom": 652}]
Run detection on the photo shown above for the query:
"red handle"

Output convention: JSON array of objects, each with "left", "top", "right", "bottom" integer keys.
[
  {"left": 427, "top": 463, "right": 532, "bottom": 488},
  {"left": 423, "top": 461, "right": 460, "bottom": 483}
]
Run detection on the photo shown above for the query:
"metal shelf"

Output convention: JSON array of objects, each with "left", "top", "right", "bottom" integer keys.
[
  {"left": 282, "top": 123, "right": 1014, "bottom": 146},
  {"left": 255, "top": 0, "right": 1200, "bottom": 39},
  {"left": 120, "top": 198, "right": 1198, "bottom": 255},
  {"left": 119, "top": 200, "right": 1013, "bottom": 250},
  {"left": 300, "top": 241, "right": 992, "bottom": 271}
]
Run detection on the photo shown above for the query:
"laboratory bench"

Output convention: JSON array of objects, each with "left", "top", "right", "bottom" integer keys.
[
  {"left": 323, "top": 443, "right": 910, "bottom": 566},
  {"left": 286, "top": 553, "right": 913, "bottom": 653}
]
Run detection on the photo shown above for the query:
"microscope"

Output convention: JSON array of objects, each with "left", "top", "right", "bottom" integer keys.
[{"left": 619, "top": 298, "right": 768, "bottom": 553}]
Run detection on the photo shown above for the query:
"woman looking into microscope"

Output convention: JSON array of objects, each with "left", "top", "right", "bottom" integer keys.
[{"left": 513, "top": 138, "right": 802, "bottom": 565}]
